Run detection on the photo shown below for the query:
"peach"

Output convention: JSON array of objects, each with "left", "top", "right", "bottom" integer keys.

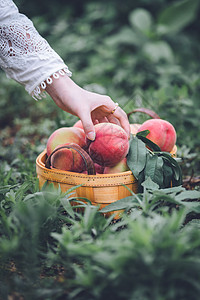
[
  {"left": 46, "top": 127, "right": 86, "bottom": 156},
  {"left": 73, "top": 119, "right": 84, "bottom": 130},
  {"left": 50, "top": 143, "right": 85, "bottom": 173},
  {"left": 94, "top": 163, "right": 104, "bottom": 174},
  {"left": 104, "top": 158, "right": 129, "bottom": 174},
  {"left": 137, "top": 119, "right": 176, "bottom": 152},
  {"left": 88, "top": 123, "right": 129, "bottom": 167},
  {"left": 130, "top": 123, "right": 141, "bottom": 135}
]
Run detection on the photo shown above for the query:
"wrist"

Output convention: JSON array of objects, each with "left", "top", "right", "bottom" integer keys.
[{"left": 31, "top": 67, "right": 72, "bottom": 100}]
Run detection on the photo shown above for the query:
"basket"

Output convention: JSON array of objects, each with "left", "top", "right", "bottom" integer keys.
[
  {"left": 36, "top": 108, "right": 177, "bottom": 218},
  {"left": 36, "top": 149, "right": 138, "bottom": 219}
]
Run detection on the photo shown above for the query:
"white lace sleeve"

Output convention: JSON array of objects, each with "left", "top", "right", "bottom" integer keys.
[{"left": 0, "top": 0, "right": 72, "bottom": 100}]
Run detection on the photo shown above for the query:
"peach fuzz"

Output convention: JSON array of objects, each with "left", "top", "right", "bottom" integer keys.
[
  {"left": 88, "top": 123, "right": 129, "bottom": 167},
  {"left": 46, "top": 127, "right": 86, "bottom": 156},
  {"left": 50, "top": 143, "right": 85, "bottom": 173},
  {"left": 104, "top": 158, "right": 129, "bottom": 174},
  {"left": 138, "top": 119, "right": 176, "bottom": 152}
]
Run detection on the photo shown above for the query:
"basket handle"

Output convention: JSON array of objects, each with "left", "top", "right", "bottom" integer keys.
[
  {"left": 127, "top": 108, "right": 160, "bottom": 120},
  {"left": 45, "top": 143, "right": 96, "bottom": 175}
]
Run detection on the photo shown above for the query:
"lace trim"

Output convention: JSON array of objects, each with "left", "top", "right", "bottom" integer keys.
[
  {"left": 0, "top": 17, "right": 54, "bottom": 70},
  {"left": 0, "top": 0, "right": 14, "bottom": 7},
  {"left": 31, "top": 67, "right": 72, "bottom": 101}
]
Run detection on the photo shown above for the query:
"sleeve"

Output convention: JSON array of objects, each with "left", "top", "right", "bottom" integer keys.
[{"left": 0, "top": 0, "right": 72, "bottom": 100}]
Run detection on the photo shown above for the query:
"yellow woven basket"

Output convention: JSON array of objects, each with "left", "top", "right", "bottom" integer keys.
[
  {"left": 36, "top": 149, "right": 138, "bottom": 218},
  {"left": 36, "top": 109, "right": 177, "bottom": 218}
]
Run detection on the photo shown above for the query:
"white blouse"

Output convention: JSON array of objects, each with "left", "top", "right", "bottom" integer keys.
[{"left": 0, "top": 0, "right": 72, "bottom": 100}]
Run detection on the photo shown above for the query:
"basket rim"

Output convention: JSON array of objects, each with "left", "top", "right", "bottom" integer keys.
[
  {"left": 36, "top": 149, "right": 133, "bottom": 178},
  {"left": 36, "top": 150, "right": 137, "bottom": 187}
]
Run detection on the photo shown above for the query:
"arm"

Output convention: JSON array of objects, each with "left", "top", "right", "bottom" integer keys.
[
  {"left": 0, "top": 0, "right": 71, "bottom": 99},
  {"left": 0, "top": 0, "right": 130, "bottom": 139}
]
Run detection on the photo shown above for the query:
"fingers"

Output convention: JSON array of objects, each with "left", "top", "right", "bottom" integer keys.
[
  {"left": 78, "top": 92, "right": 130, "bottom": 140},
  {"left": 106, "top": 114, "right": 120, "bottom": 126},
  {"left": 91, "top": 103, "right": 130, "bottom": 138},
  {"left": 99, "top": 98, "right": 131, "bottom": 138},
  {"left": 80, "top": 108, "right": 130, "bottom": 141},
  {"left": 110, "top": 107, "right": 131, "bottom": 138},
  {"left": 79, "top": 111, "right": 96, "bottom": 141},
  {"left": 93, "top": 116, "right": 108, "bottom": 124}
]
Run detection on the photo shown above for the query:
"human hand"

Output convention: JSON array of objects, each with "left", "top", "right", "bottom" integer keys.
[{"left": 45, "top": 75, "right": 130, "bottom": 140}]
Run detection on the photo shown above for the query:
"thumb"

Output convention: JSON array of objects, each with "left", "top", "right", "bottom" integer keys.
[{"left": 79, "top": 113, "right": 96, "bottom": 141}]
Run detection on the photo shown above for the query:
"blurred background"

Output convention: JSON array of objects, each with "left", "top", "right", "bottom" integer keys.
[{"left": 0, "top": 0, "right": 200, "bottom": 179}]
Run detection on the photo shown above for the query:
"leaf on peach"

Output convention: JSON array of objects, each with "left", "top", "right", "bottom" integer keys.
[{"left": 127, "top": 137, "right": 147, "bottom": 179}]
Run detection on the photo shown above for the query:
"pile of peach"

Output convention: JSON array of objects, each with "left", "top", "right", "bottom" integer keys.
[{"left": 46, "top": 118, "right": 176, "bottom": 175}]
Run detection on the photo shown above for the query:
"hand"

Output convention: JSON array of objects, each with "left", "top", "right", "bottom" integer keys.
[{"left": 45, "top": 75, "right": 130, "bottom": 140}]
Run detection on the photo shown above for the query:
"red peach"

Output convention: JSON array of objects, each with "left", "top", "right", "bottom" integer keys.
[
  {"left": 88, "top": 123, "right": 129, "bottom": 167},
  {"left": 81, "top": 170, "right": 87, "bottom": 174},
  {"left": 94, "top": 163, "right": 104, "bottom": 174},
  {"left": 46, "top": 127, "right": 86, "bottom": 156},
  {"left": 104, "top": 158, "right": 129, "bottom": 174},
  {"left": 50, "top": 143, "right": 85, "bottom": 173},
  {"left": 137, "top": 119, "right": 176, "bottom": 152}
]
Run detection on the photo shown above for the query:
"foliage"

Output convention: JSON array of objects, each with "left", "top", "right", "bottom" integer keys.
[
  {"left": 127, "top": 132, "right": 182, "bottom": 190},
  {"left": 100, "top": 178, "right": 200, "bottom": 216},
  {"left": 51, "top": 209, "right": 200, "bottom": 300},
  {"left": 0, "top": 179, "right": 200, "bottom": 299}
]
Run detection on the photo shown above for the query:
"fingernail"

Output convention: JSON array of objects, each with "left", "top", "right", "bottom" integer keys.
[{"left": 87, "top": 131, "right": 96, "bottom": 141}]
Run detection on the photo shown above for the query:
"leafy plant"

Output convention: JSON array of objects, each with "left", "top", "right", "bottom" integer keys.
[
  {"left": 127, "top": 132, "right": 182, "bottom": 190},
  {"left": 0, "top": 173, "right": 200, "bottom": 299},
  {"left": 49, "top": 205, "right": 200, "bottom": 300},
  {"left": 100, "top": 177, "right": 200, "bottom": 216}
]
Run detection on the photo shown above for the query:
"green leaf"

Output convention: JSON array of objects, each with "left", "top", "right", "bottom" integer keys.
[
  {"left": 137, "top": 171, "right": 145, "bottom": 192},
  {"left": 175, "top": 190, "right": 200, "bottom": 202},
  {"left": 185, "top": 219, "right": 200, "bottom": 229},
  {"left": 159, "top": 186, "right": 185, "bottom": 194},
  {"left": 129, "top": 8, "right": 153, "bottom": 34},
  {"left": 63, "top": 184, "right": 84, "bottom": 195},
  {"left": 158, "top": 0, "right": 200, "bottom": 34},
  {"left": 100, "top": 196, "right": 138, "bottom": 213},
  {"left": 163, "top": 162, "right": 174, "bottom": 188},
  {"left": 142, "top": 177, "right": 159, "bottom": 191},
  {"left": 145, "top": 155, "right": 164, "bottom": 187},
  {"left": 142, "top": 41, "right": 174, "bottom": 62},
  {"left": 60, "top": 197, "right": 75, "bottom": 219},
  {"left": 0, "top": 184, "right": 20, "bottom": 194},
  {"left": 127, "top": 136, "right": 147, "bottom": 179},
  {"left": 106, "top": 27, "right": 141, "bottom": 47},
  {"left": 157, "top": 152, "right": 182, "bottom": 186},
  {"left": 136, "top": 132, "right": 161, "bottom": 152},
  {"left": 136, "top": 129, "right": 149, "bottom": 138},
  {"left": 187, "top": 204, "right": 200, "bottom": 214}
]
